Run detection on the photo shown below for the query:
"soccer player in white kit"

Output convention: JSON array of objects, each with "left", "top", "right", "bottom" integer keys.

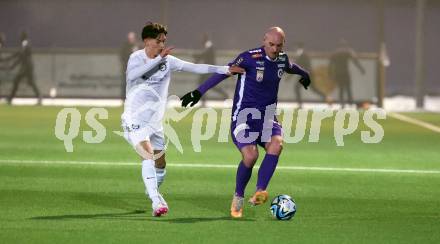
[{"left": 122, "top": 22, "right": 244, "bottom": 217}]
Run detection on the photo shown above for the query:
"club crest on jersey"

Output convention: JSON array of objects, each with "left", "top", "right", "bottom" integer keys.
[
  {"left": 256, "top": 70, "right": 264, "bottom": 82},
  {"left": 159, "top": 62, "right": 167, "bottom": 71},
  {"left": 277, "top": 68, "right": 284, "bottom": 78}
]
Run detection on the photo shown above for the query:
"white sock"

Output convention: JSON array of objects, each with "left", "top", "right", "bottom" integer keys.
[
  {"left": 142, "top": 159, "right": 160, "bottom": 205},
  {"left": 155, "top": 167, "right": 166, "bottom": 187}
]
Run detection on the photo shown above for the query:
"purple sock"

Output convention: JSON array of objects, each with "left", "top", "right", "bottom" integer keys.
[
  {"left": 256, "top": 154, "right": 279, "bottom": 191},
  {"left": 235, "top": 161, "right": 253, "bottom": 197}
]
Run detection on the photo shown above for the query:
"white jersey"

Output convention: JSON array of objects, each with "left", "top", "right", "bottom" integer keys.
[{"left": 122, "top": 49, "right": 229, "bottom": 128}]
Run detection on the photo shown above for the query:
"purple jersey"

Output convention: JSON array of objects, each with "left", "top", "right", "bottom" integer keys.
[{"left": 198, "top": 46, "right": 309, "bottom": 121}]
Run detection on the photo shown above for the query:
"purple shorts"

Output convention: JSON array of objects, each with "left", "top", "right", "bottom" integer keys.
[{"left": 231, "top": 118, "right": 283, "bottom": 150}]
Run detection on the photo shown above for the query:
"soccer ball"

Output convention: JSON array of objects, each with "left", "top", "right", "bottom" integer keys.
[{"left": 270, "top": 194, "right": 296, "bottom": 220}]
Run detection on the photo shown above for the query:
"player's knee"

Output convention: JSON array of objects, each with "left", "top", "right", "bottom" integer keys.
[
  {"left": 266, "top": 138, "right": 283, "bottom": 155},
  {"left": 135, "top": 142, "right": 154, "bottom": 160},
  {"left": 155, "top": 159, "right": 166, "bottom": 168},
  {"left": 242, "top": 151, "right": 259, "bottom": 167},
  {"left": 154, "top": 151, "right": 166, "bottom": 168}
]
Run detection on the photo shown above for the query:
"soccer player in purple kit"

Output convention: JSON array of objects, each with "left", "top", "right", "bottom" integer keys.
[{"left": 181, "top": 27, "right": 310, "bottom": 218}]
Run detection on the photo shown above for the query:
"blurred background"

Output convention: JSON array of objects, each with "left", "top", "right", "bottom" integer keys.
[
  {"left": 0, "top": 0, "right": 439, "bottom": 110},
  {"left": 1, "top": 2, "right": 440, "bottom": 242}
]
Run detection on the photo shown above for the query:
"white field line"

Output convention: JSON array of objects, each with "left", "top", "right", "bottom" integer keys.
[
  {"left": 389, "top": 112, "right": 440, "bottom": 133},
  {"left": 0, "top": 159, "right": 439, "bottom": 174}
]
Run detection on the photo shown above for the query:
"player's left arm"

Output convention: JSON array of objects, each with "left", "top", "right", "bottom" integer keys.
[
  {"left": 168, "top": 55, "right": 243, "bottom": 75},
  {"left": 179, "top": 53, "right": 246, "bottom": 107},
  {"left": 284, "top": 54, "right": 311, "bottom": 89}
]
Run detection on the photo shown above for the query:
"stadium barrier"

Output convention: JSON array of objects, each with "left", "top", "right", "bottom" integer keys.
[{"left": 0, "top": 48, "right": 381, "bottom": 104}]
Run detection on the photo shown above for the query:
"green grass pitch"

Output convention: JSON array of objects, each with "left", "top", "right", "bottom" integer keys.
[{"left": 0, "top": 105, "right": 439, "bottom": 243}]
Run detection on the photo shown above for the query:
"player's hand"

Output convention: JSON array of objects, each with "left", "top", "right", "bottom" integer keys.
[
  {"left": 228, "top": 65, "right": 245, "bottom": 75},
  {"left": 160, "top": 46, "right": 174, "bottom": 58},
  {"left": 299, "top": 76, "right": 311, "bottom": 90},
  {"left": 180, "top": 90, "right": 202, "bottom": 107}
]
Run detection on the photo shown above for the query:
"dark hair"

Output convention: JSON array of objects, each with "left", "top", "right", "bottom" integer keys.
[{"left": 141, "top": 22, "right": 167, "bottom": 40}]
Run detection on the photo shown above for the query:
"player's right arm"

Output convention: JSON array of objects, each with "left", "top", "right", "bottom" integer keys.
[
  {"left": 126, "top": 54, "right": 164, "bottom": 81},
  {"left": 180, "top": 53, "right": 247, "bottom": 107},
  {"left": 180, "top": 73, "right": 228, "bottom": 107}
]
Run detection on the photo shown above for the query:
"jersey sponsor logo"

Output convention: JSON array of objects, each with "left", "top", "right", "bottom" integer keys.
[
  {"left": 277, "top": 68, "right": 284, "bottom": 78},
  {"left": 277, "top": 56, "right": 286, "bottom": 62},
  {"left": 277, "top": 63, "right": 286, "bottom": 68},
  {"left": 252, "top": 53, "right": 263, "bottom": 59},
  {"left": 249, "top": 49, "right": 262, "bottom": 53},
  {"left": 256, "top": 61, "right": 265, "bottom": 66},
  {"left": 256, "top": 67, "right": 265, "bottom": 71},
  {"left": 146, "top": 77, "right": 165, "bottom": 82},
  {"left": 256, "top": 70, "right": 264, "bottom": 82},
  {"left": 123, "top": 123, "right": 140, "bottom": 132},
  {"left": 234, "top": 57, "right": 244, "bottom": 66}
]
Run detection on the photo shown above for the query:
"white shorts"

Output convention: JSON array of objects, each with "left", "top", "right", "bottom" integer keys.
[{"left": 122, "top": 123, "right": 166, "bottom": 150}]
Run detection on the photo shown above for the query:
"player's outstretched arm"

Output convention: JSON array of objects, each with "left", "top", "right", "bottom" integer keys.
[
  {"left": 286, "top": 62, "right": 311, "bottom": 90},
  {"left": 180, "top": 71, "right": 233, "bottom": 107},
  {"left": 170, "top": 56, "right": 244, "bottom": 75},
  {"left": 298, "top": 75, "right": 311, "bottom": 90},
  {"left": 181, "top": 89, "right": 202, "bottom": 107},
  {"left": 180, "top": 52, "right": 247, "bottom": 107}
]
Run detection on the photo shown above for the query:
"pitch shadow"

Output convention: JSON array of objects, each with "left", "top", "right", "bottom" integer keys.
[
  {"left": 30, "top": 211, "right": 254, "bottom": 223},
  {"left": 149, "top": 216, "right": 255, "bottom": 223},
  {"left": 30, "top": 210, "right": 147, "bottom": 221}
]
